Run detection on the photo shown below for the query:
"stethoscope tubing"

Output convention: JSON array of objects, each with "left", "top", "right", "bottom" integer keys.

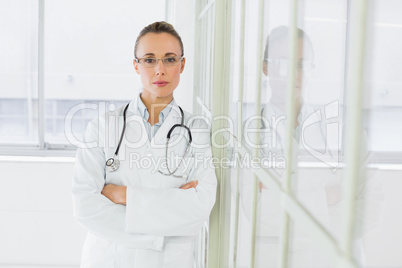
[
  {"left": 105, "top": 103, "right": 192, "bottom": 177},
  {"left": 115, "top": 103, "right": 130, "bottom": 157}
]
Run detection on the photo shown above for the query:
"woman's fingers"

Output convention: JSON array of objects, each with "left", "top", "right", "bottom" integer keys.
[
  {"left": 180, "top": 180, "right": 198, "bottom": 189},
  {"left": 101, "top": 184, "right": 127, "bottom": 205},
  {"left": 180, "top": 181, "right": 195, "bottom": 189}
]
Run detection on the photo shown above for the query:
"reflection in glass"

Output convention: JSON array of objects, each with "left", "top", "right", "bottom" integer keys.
[{"left": 238, "top": 23, "right": 385, "bottom": 267}]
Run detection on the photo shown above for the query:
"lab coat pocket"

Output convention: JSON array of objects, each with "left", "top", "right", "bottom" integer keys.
[
  {"left": 81, "top": 233, "right": 115, "bottom": 267},
  {"left": 162, "top": 242, "right": 195, "bottom": 268},
  {"left": 114, "top": 246, "right": 135, "bottom": 268},
  {"left": 132, "top": 248, "right": 163, "bottom": 268},
  {"left": 114, "top": 246, "right": 162, "bottom": 268}
]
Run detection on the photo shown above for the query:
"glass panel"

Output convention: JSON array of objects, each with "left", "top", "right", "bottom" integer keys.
[
  {"left": 241, "top": 0, "right": 347, "bottom": 266},
  {"left": 287, "top": 219, "right": 337, "bottom": 268},
  {"left": 43, "top": 0, "right": 165, "bottom": 144},
  {"left": 0, "top": 0, "right": 38, "bottom": 145},
  {"left": 365, "top": 0, "right": 402, "bottom": 153},
  {"left": 286, "top": 0, "right": 347, "bottom": 245},
  {"left": 361, "top": 1, "right": 400, "bottom": 267},
  {"left": 288, "top": 1, "right": 347, "bottom": 266},
  {"left": 236, "top": 0, "right": 293, "bottom": 267},
  {"left": 226, "top": 0, "right": 244, "bottom": 266},
  {"left": 236, "top": 166, "right": 254, "bottom": 267}
]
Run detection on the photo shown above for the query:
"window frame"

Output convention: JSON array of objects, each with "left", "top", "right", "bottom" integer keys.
[{"left": 0, "top": 0, "right": 166, "bottom": 157}]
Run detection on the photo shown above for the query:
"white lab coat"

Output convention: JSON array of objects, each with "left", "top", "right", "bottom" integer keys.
[{"left": 72, "top": 97, "right": 217, "bottom": 268}]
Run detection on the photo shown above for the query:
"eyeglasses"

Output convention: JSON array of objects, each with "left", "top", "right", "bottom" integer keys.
[
  {"left": 265, "top": 58, "right": 315, "bottom": 72},
  {"left": 135, "top": 56, "right": 184, "bottom": 68}
]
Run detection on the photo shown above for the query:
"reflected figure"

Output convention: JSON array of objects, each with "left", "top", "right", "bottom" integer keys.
[
  {"left": 262, "top": 26, "right": 314, "bottom": 122},
  {"left": 238, "top": 26, "right": 384, "bottom": 268}
]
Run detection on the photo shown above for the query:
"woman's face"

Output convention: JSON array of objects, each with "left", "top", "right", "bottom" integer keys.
[
  {"left": 134, "top": 32, "right": 185, "bottom": 100},
  {"left": 263, "top": 38, "right": 313, "bottom": 107}
]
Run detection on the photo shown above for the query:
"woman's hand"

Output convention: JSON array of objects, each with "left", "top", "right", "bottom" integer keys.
[
  {"left": 180, "top": 180, "right": 198, "bottom": 189},
  {"left": 102, "top": 184, "right": 127, "bottom": 205}
]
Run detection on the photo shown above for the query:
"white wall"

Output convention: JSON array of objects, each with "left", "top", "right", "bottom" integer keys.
[
  {"left": 166, "top": 0, "right": 195, "bottom": 113},
  {"left": 0, "top": 159, "right": 86, "bottom": 267}
]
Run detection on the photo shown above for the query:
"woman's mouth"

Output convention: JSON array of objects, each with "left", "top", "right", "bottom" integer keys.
[{"left": 153, "top": 81, "right": 169, "bottom": 87}]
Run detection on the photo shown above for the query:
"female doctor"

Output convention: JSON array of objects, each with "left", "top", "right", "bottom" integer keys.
[{"left": 72, "top": 21, "right": 217, "bottom": 268}]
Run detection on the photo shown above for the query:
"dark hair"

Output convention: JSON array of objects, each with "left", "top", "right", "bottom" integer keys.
[
  {"left": 134, "top": 21, "right": 184, "bottom": 58},
  {"left": 263, "top": 26, "right": 313, "bottom": 60}
]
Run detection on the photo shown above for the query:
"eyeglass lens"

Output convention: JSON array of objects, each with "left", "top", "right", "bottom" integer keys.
[{"left": 138, "top": 56, "right": 182, "bottom": 67}]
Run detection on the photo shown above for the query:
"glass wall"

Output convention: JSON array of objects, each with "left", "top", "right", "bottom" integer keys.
[
  {"left": 193, "top": 0, "right": 400, "bottom": 267},
  {"left": 363, "top": 1, "right": 402, "bottom": 267}
]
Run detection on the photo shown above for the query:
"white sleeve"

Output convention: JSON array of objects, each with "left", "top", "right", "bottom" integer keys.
[
  {"left": 125, "top": 119, "right": 217, "bottom": 237},
  {"left": 72, "top": 117, "right": 164, "bottom": 250}
]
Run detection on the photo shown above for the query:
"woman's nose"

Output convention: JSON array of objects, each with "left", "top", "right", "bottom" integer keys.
[
  {"left": 295, "top": 69, "right": 304, "bottom": 85},
  {"left": 155, "top": 59, "right": 166, "bottom": 75}
]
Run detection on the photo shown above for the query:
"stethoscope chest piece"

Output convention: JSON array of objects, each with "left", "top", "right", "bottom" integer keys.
[{"left": 106, "top": 156, "right": 120, "bottom": 172}]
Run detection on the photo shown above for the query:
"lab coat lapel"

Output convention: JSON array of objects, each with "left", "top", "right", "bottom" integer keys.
[
  {"left": 124, "top": 97, "right": 149, "bottom": 148},
  {"left": 151, "top": 107, "right": 182, "bottom": 148}
]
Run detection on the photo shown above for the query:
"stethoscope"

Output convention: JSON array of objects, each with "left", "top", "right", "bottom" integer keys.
[{"left": 105, "top": 103, "right": 192, "bottom": 178}]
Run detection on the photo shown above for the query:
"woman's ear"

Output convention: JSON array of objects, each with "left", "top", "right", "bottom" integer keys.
[
  {"left": 180, "top": 57, "right": 186, "bottom": 74},
  {"left": 133, "top": 59, "right": 140, "bottom": 74},
  {"left": 263, "top": 61, "right": 268, "bottom": 76}
]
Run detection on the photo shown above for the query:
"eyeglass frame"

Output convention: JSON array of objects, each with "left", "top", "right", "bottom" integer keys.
[
  {"left": 134, "top": 56, "right": 185, "bottom": 68},
  {"left": 264, "top": 57, "right": 315, "bottom": 72}
]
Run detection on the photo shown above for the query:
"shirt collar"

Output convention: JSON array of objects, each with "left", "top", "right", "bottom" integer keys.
[
  {"left": 136, "top": 93, "right": 175, "bottom": 123},
  {"left": 137, "top": 93, "right": 148, "bottom": 120}
]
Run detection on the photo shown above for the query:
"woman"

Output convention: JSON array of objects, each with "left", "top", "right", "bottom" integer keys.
[{"left": 72, "top": 21, "right": 217, "bottom": 268}]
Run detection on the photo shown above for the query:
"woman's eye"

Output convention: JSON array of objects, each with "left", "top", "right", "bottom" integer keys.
[
  {"left": 144, "top": 58, "right": 156, "bottom": 64},
  {"left": 166, "top": 57, "right": 177, "bottom": 63}
]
